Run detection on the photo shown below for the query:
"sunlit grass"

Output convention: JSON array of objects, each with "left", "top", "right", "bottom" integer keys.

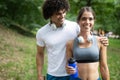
[
  {"left": 107, "top": 38, "right": 120, "bottom": 80},
  {"left": 0, "top": 25, "right": 120, "bottom": 80},
  {"left": 0, "top": 25, "right": 38, "bottom": 80}
]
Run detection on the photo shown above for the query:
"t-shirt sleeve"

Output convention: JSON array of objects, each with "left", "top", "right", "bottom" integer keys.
[
  {"left": 76, "top": 23, "right": 80, "bottom": 35},
  {"left": 36, "top": 30, "right": 45, "bottom": 47}
]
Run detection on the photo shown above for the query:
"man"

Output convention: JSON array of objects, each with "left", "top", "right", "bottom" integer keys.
[{"left": 36, "top": 0, "right": 108, "bottom": 80}]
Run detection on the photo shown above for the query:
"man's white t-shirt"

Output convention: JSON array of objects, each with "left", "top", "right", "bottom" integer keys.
[{"left": 36, "top": 20, "right": 80, "bottom": 76}]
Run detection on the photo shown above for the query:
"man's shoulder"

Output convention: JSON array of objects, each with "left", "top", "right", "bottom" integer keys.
[
  {"left": 36, "top": 23, "right": 49, "bottom": 35},
  {"left": 38, "top": 23, "right": 50, "bottom": 30},
  {"left": 65, "top": 20, "right": 76, "bottom": 24},
  {"left": 65, "top": 20, "right": 78, "bottom": 27}
]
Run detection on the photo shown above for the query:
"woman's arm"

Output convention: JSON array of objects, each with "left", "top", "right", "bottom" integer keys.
[{"left": 99, "top": 42, "right": 110, "bottom": 80}]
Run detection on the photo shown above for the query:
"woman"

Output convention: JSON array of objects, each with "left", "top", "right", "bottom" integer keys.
[{"left": 66, "top": 6, "right": 110, "bottom": 80}]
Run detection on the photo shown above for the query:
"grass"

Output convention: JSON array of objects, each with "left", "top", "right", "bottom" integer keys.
[
  {"left": 107, "top": 38, "right": 120, "bottom": 80},
  {"left": 0, "top": 25, "right": 47, "bottom": 80},
  {"left": 0, "top": 25, "right": 120, "bottom": 80}
]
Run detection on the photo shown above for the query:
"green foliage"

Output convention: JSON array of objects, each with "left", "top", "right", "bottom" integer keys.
[
  {"left": 112, "top": 4, "right": 120, "bottom": 36},
  {"left": 0, "top": 0, "right": 46, "bottom": 31},
  {"left": 0, "top": 17, "right": 12, "bottom": 27},
  {"left": 69, "top": 0, "right": 120, "bottom": 36},
  {"left": 0, "top": 0, "right": 120, "bottom": 36}
]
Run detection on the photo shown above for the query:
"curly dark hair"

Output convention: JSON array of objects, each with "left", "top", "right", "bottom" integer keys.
[{"left": 42, "top": 0, "right": 70, "bottom": 20}]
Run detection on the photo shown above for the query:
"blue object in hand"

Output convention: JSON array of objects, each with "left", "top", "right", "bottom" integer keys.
[{"left": 68, "top": 58, "right": 78, "bottom": 78}]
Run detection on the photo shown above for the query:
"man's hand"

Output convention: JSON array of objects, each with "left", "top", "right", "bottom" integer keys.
[
  {"left": 99, "top": 36, "right": 109, "bottom": 46},
  {"left": 38, "top": 75, "right": 45, "bottom": 80}
]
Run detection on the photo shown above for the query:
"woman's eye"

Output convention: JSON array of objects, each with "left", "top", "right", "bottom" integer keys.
[
  {"left": 89, "top": 17, "right": 94, "bottom": 21},
  {"left": 81, "top": 17, "right": 94, "bottom": 21},
  {"left": 81, "top": 17, "right": 87, "bottom": 21}
]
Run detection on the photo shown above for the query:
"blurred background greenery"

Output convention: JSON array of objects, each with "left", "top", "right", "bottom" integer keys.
[
  {"left": 0, "top": 0, "right": 120, "bottom": 37},
  {"left": 0, "top": 0, "right": 120, "bottom": 80}
]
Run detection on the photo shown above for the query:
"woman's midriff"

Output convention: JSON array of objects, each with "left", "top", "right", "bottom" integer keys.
[{"left": 77, "top": 62, "right": 99, "bottom": 80}]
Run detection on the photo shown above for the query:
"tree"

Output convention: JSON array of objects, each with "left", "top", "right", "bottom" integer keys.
[
  {"left": 0, "top": 0, "right": 119, "bottom": 37},
  {"left": 0, "top": 0, "right": 46, "bottom": 30},
  {"left": 68, "top": 0, "right": 120, "bottom": 37}
]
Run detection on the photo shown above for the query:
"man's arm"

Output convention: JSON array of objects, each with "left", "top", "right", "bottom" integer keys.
[{"left": 36, "top": 45, "right": 45, "bottom": 80}]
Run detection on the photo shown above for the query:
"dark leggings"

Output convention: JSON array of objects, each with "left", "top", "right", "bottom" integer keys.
[{"left": 47, "top": 74, "right": 70, "bottom": 80}]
